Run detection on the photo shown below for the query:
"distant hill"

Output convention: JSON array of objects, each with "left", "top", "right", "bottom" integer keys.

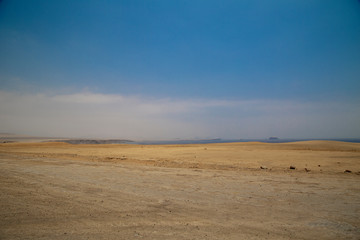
[{"left": 56, "top": 139, "right": 134, "bottom": 144}]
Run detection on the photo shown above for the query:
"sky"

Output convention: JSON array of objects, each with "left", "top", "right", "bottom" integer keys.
[{"left": 0, "top": 0, "right": 359, "bottom": 140}]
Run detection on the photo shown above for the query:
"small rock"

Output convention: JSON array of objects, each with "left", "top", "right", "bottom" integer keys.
[
  {"left": 260, "top": 166, "right": 268, "bottom": 170},
  {"left": 318, "top": 165, "right": 321, "bottom": 167},
  {"left": 289, "top": 166, "right": 296, "bottom": 170},
  {"left": 305, "top": 168, "right": 310, "bottom": 172},
  {"left": 344, "top": 170, "right": 352, "bottom": 173}
]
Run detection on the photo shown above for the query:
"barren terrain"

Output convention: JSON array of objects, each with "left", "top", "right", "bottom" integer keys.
[{"left": 0, "top": 141, "right": 359, "bottom": 239}]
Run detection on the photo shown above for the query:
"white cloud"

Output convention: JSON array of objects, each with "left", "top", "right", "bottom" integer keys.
[{"left": 0, "top": 90, "right": 359, "bottom": 140}]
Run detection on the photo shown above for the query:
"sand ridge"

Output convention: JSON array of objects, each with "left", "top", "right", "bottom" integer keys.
[{"left": 1, "top": 140, "right": 359, "bottom": 173}]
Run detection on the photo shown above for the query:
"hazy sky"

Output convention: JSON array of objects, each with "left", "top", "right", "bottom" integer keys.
[{"left": 0, "top": 0, "right": 359, "bottom": 139}]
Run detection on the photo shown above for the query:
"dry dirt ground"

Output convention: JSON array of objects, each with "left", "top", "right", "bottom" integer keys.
[{"left": 0, "top": 141, "right": 359, "bottom": 239}]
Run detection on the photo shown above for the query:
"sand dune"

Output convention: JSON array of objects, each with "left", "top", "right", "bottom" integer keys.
[{"left": 0, "top": 141, "right": 359, "bottom": 239}]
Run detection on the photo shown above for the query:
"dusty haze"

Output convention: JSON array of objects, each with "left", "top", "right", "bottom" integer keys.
[{"left": 1, "top": 91, "right": 359, "bottom": 140}]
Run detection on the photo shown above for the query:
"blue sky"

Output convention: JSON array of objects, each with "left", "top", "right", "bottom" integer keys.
[{"left": 0, "top": 0, "right": 359, "bottom": 139}]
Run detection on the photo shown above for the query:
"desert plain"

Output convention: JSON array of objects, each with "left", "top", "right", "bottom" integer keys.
[{"left": 0, "top": 140, "right": 359, "bottom": 239}]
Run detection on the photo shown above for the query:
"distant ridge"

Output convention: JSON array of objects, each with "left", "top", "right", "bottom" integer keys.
[
  {"left": 2, "top": 134, "right": 360, "bottom": 144},
  {"left": 135, "top": 138, "right": 360, "bottom": 145},
  {"left": 56, "top": 139, "right": 134, "bottom": 144}
]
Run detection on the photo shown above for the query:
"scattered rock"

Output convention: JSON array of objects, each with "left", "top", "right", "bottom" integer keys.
[
  {"left": 120, "top": 156, "right": 127, "bottom": 160},
  {"left": 344, "top": 170, "right": 352, "bottom": 173},
  {"left": 289, "top": 166, "right": 296, "bottom": 170}
]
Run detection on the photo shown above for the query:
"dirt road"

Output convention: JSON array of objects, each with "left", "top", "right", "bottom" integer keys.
[{"left": 0, "top": 142, "right": 360, "bottom": 239}]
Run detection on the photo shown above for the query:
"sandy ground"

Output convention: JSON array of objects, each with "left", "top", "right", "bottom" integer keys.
[{"left": 0, "top": 141, "right": 359, "bottom": 239}]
